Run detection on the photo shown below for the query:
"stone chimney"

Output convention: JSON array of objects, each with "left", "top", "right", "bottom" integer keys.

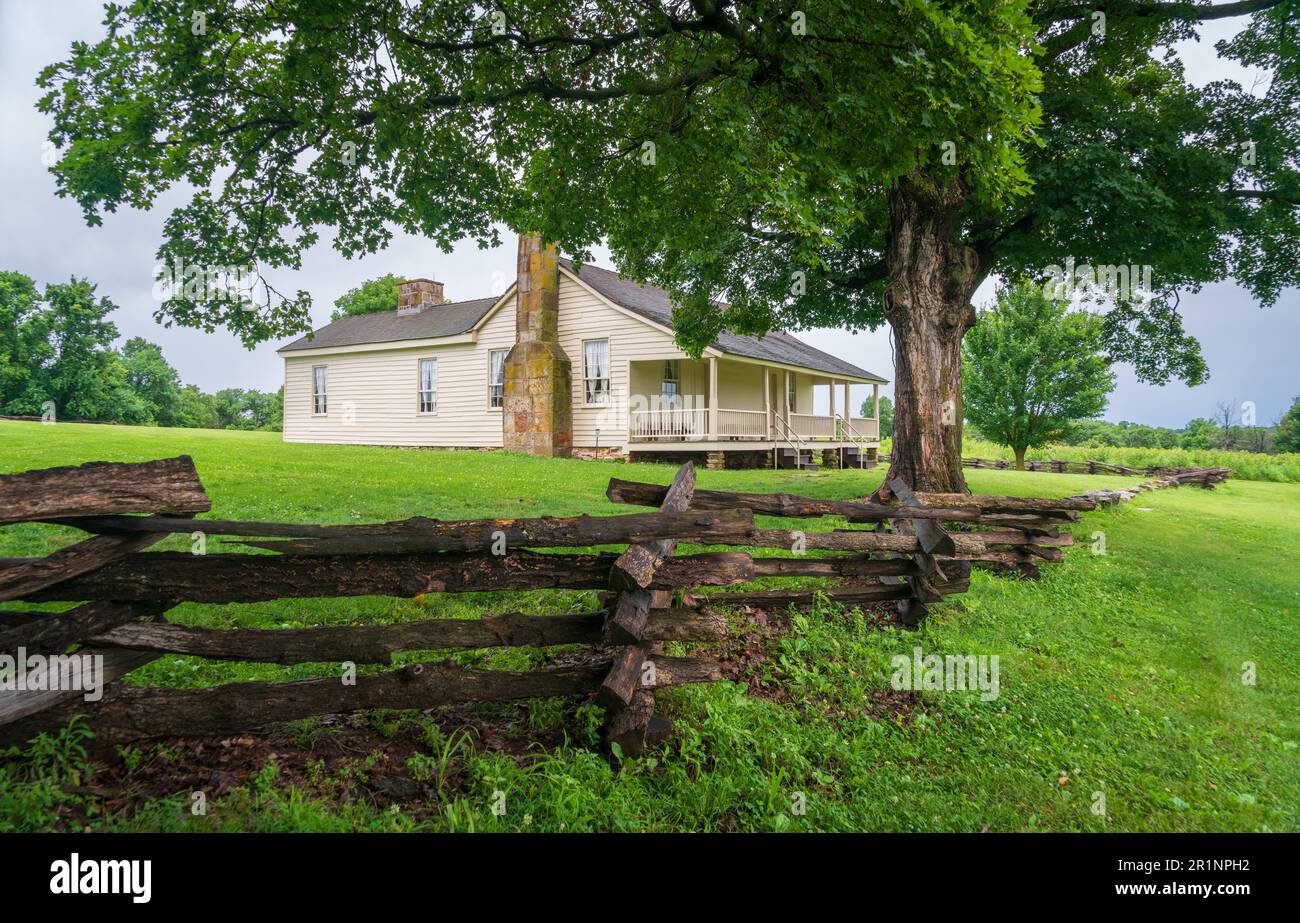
[
  {"left": 397, "top": 278, "right": 445, "bottom": 314},
  {"left": 503, "top": 234, "right": 572, "bottom": 457}
]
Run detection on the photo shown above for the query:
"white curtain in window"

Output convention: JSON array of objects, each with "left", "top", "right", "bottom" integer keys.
[
  {"left": 419, "top": 358, "right": 437, "bottom": 413},
  {"left": 584, "top": 340, "right": 609, "bottom": 404},
  {"left": 489, "top": 349, "right": 507, "bottom": 407},
  {"left": 312, "top": 366, "right": 327, "bottom": 414}
]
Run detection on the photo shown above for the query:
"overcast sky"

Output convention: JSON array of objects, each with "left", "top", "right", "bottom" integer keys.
[{"left": 1, "top": 1, "right": 1295, "bottom": 426}]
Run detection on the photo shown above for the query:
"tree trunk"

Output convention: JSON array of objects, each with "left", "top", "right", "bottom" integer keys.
[
  {"left": 1013, "top": 446, "right": 1027, "bottom": 470},
  {"left": 882, "top": 175, "right": 980, "bottom": 493}
]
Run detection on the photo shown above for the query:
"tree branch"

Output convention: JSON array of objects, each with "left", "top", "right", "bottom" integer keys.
[{"left": 1228, "top": 188, "right": 1300, "bottom": 205}]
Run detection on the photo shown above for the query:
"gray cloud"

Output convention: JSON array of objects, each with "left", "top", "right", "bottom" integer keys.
[{"left": 1, "top": 1, "right": 1294, "bottom": 426}]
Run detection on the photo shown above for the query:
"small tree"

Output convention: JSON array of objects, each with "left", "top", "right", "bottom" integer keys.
[
  {"left": 331, "top": 275, "right": 403, "bottom": 322},
  {"left": 1274, "top": 397, "right": 1300, "bottom": 453},
  {"left": 963, "top": 280, "right": 1115, "bottom": 469},
  {"left": 1180, "top": 417, "right": 1219, "bottom": 451}
]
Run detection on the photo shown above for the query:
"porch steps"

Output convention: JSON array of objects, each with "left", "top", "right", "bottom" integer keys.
[
  {"left": 776, "top": 447, "right": 817, "bottom": 470},
  {"left": 842, "top": 446, "right": 878, "bottom": 470}
]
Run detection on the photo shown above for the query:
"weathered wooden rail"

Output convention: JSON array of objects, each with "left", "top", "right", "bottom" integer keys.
[
  {"left": 0, "top": 455, "right": 1095, "bottom": 757},
  {"left": 608, "top": 476, "right": 1089, "bottom": 579}
]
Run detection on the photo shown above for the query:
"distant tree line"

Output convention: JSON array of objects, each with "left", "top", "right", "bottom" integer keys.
[
  {"left": 0, "top": 271, "right": 281, "bottom": 430},
  {"left": 1061, "top": 411, "right": 1299, "bottom": 456}
]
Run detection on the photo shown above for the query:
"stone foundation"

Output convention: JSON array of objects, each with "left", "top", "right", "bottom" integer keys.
[
  {"left": 628, "top": 449, "right": 771, "bottom": 470},
  {"left": 572, "top": 447, "right": 629, "bottom": 462},
  {"left": 629, "top": 450, "right": 710, "bottom": 467},
  {"left": 721, "top": 449, "right": 773, "bottom": 470}
]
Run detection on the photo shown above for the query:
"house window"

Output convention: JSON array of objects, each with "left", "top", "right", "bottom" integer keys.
[
  {"left": 312, "top": 366, "right": 327, "bottom": 415},
  {"left": 583, "top": 339, "right": 610, "bottom": 405},
  {"left": 418, "top": 358, "right": 437, "bottom": 413},
  {"left": 489, "top": 349, "right": 507, "bottom": 408},
  {"left": 787, "top": 375, "right": 796, "bottom": 413},
  {"left": 660, "top": 360, "right": 680, "bottom": 408}
]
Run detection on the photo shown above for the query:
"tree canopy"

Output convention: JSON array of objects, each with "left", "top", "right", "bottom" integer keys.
[
  {"left": 34, "top": 0, "right": 1299, "bottom": 489},
  {"left": 963, "top": 279, "right": 1116, "bottom": 466},
  {"left": 121, "top": 336, "right": 184, "bottom": 425},
  {"left": 36, "top": 0, "right": 1042, "bottom": 348},
  {"left": 0, "top": 274, "right": 145, "bottom": 422},
  {"left": 36, "top": 1, "right": 1294, "bottom": 355},
  {"left": 331, "top": 274, "right": 403, "bottom": 321}
]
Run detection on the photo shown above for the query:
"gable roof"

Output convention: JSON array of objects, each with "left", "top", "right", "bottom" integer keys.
[
  {"left": 559, "top": 259, "right": 886, "bottom": 382},
  {"left": 277, "top": 297, "right": 497, "bottom": 352},
  {"left": 278, "top": 262, "right": 888, "bottom": 383}
]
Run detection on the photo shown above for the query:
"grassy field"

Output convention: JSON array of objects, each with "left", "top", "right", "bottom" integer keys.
[
  {"left": 952, "top": 436, "right": 1300, "bottom": 483},
  {"left": 1, "top": 420, "right": 1297, "bottom": 832}
]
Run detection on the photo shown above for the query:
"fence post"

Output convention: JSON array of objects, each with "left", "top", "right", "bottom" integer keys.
[{"left": 601, "top": 461, "right": 697, "bottom": 756}]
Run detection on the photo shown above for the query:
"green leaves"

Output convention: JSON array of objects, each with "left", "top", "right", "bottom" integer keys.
[
  {"left": 37, "top": 0, "right": 1041, "bottom": 346},
  {"left": 330, "top": 274, "right": 402, "bottom": 322},
  {"left": 962, "top": 279, "right": 1117, "bottom": 461},
  {"left": 32, "top": 0, "right": 1296, "bottom": 416}
]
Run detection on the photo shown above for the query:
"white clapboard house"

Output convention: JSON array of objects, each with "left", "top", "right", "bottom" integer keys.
[{"left": 279, "top": 239, "right": 887, "bottom": 469}]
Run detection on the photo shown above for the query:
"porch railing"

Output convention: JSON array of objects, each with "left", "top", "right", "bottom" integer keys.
[
  {"left": 629, "top": 408, "right": 770, "bottom": 440},
  {"left": 715, "top": 409, "right": 768, "bottom": 438},
  {"left": 629, "top": 408, "right": 708, "bottom": 440},
  {"left": 789, "top": 413, "right": 837, "bottom": 439},
  {"left": 629, "top": 407, "right": 880, "bottom": 443},
  {"left": 843, "top": 416, "right": 879, "bottom": 440}
]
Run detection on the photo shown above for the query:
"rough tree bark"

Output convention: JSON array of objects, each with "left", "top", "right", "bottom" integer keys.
[{"left": 882, "top": 174, "right": 980, "bottom": 494}]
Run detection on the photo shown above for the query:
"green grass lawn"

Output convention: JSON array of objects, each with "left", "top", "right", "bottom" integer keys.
[{"left": 1, "top": 420, "right": 1297, "bottom": 832}]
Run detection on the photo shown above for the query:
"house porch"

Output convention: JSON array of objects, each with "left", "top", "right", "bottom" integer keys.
[{"left": 624, "top": 357, "right": 882, "bottom": 468}]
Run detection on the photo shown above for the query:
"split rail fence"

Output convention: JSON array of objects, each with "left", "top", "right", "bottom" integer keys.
[
  {"left": 880, "top": 452, "right": 1231, "bottom": 484},
  {"left": 1, "top": 455, "right": 1126, "bottom": 757}
]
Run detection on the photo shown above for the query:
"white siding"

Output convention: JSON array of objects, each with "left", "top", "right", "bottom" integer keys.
[
  {"left": 717, "top": 361, "right": 767, "bottom": 411},
  {"left": 555, "top": 272, "right": 685, "bottom": 448},
  {"left": 282, "top": 297, "right": 517, "bottom": 447}
]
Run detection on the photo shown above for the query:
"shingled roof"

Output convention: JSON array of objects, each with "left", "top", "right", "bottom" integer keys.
[
  {"left": 278, "top": 262, "right": 887, "bottom": 383},
  {"left": 277, "top": 297, "right": 497, "bottom": 352},
  {"left": 558, "top": 259, "right": 885, "bottom": 382}
]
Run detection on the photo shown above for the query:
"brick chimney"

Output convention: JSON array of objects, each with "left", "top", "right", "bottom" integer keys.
[
  {"left": 503, "top": 234, "right": 572, "bottom": 457},
  {"left": 397, "top": 278, "right": 445, "bottom": 314}
]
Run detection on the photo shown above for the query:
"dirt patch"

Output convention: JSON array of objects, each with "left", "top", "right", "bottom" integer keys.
[
  {"left": 863, "top": 687, "right": 924, "bottom": 723},
  {"left": 705, "top": 606, "right": 793, "bottom": 703},
  {"left": 62, "top": 695, "right": 596, "bottom": 827}
]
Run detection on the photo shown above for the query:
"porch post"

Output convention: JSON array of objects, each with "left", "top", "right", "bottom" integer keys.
[
  {"left": 707, "top": 356, "right": 718, "bottom": 440},
  {"left": 873, "top": 382, "right": 880, "bottom": 420},
  {"left": 762, "top": 366, "right": 771, "bottom": 437},
  {"left": 830, "top": 377, "right": 838, "bottom": 423},
  {"left": 844, "top": 381, "right": 851, "bottom": 420}
]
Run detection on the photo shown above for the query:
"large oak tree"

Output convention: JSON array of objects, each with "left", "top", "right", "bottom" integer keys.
[{"left": 38, "top": 0, "right": 1300, "bottom": 489}]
